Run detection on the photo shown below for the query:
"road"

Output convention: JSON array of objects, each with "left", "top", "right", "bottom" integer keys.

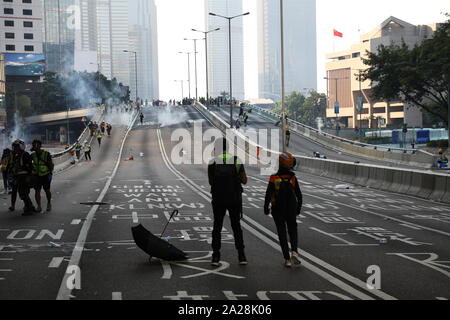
[{"left": 0, "top": 105, "right": 449, "bottom": 301}]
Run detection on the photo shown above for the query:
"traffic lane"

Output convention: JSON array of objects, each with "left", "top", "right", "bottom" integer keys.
[
  {"left": 158, "top": 123, "right": 394, "bottom": 300},
  {"left": 72, "top": 117, "right": 375, "bottom": 301},
  {"left": 296, "top": 171, "right": 450, "bottom": 235},
  {"left": 253, "top": 171, "right": 450, "bottom": 300},
  {"left": 159, "top": 113, "right": 449, "bottom": 300},
  {"left": 0, "top": 125, "right": 130, "bottom": 300}
]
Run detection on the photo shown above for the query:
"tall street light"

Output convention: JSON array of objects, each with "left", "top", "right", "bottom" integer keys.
[
  {"left": 279, "top": 0, "right": 286, "bottom": 151},
  {"left": 192, "top": 28, "right": 220, "bottom": 106},
  {"left": 174, "top": 80, "right": 184, "bottom": 102},
  {"left": 124, "top": 50, "right": 138, "bottom": 104},
  {"left": 184, "top": 38, "right": 204, "bottom": 101},
  {"left": 179, "top": 52, "right": 192, "bottom": 99},
  {"left": 209, "top": 11, "right": 250, "bottom": 128}
]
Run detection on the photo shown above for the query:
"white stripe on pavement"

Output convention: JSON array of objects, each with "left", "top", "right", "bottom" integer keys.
[
  {"left": 49, "top": 257, "right": 65, "bottom": 269},
  {"left": 57, "top": 112, "right": 139, "bottom": 300},
  {"left": 156, "top": 129, "right": 397, "bottom": 301}
]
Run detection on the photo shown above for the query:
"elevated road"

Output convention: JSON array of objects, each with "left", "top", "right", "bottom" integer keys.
[
  {"left": 208, "top": 105, "right": 431, "bottom": 170},
  {"left": 0, "top": 105, "right": 449, "bottom": 301}
]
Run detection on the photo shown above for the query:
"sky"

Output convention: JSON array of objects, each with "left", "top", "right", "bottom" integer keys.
[{"left": 155, "top": 0, "right": 449, "bottom": 101}]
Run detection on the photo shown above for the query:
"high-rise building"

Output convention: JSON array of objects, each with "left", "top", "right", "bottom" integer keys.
[
  {"left": 0, "top": 0, "right": 44, "bottom": 54},
  {"left": 257, "top": 0, "right": 317, "bottom": 101},
  {"left": 205, "top": 0, "right": 245, "bottom": 100},
  {"left": 128, "top": 0, "right": 159, "bottom": 101},
  {"left": 96, "top": 0, "right": 129, "bottom": 87},
  {"left": 325, "top": 16, "right": 439, "bottom": 129},
  {"left": 43, "top": 0, "right": 76, "bottom": 74}
]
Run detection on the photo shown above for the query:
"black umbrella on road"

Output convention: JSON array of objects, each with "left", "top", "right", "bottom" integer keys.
[{"left": 132, "top": 210, "right": 188, "bottom": 262}]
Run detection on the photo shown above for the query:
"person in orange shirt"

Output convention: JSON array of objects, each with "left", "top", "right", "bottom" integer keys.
[{"left": 264, "top": 152, "right": 303, "bottom": 267}]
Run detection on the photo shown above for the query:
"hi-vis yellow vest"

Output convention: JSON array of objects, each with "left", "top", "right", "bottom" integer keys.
[{"left": 32, "top": 151, "right": 51, "bottom": 176}]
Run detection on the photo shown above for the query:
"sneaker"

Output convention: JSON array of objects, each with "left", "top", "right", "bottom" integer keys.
[
  {"left": 36, "top": 207, "right": 42, "bottom": 213},
  {"left": 291, "top": 252, "right": 302, "bottom": 265},
  {"left": 8, "top": 206, "right": 15, "bottom": 212},
  {"left": 285, "top": 259, "right": 293, "bottom": 268},
  {"left": 46, "top": 203, "right": 52, "bottom": 212},
  {"left": 211, "top": 253, "right": 220, "bottom": 267},
  {"left": 238, "top": 252, "right": 248, "bottom": 266}
]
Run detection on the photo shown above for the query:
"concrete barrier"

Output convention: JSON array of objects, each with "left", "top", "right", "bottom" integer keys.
[
  {"left": 429, "top": 175, "right": 448, "bottom": 202},
  {"left": 441, "top": 176, "right": 450, "bottom": 204}
]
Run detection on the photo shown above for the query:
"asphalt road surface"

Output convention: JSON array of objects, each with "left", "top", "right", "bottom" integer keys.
[{"left": 0, "top": 105, "right": 449, "bottom": 300}]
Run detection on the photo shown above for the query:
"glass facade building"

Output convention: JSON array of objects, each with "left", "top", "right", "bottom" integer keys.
[
  {"left": 257, "top": 0, "right": 317, "bottom": 100},
  {"left": 43, "top": 0, "right": 76, "bottom": 74},
  {"left": 205, "top": 0, "right": 245, "bottom": 100}
]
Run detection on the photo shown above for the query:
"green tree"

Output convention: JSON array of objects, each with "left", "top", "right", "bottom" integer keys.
[
  {"left": 273, "top": 91, "right": 306, "bottom": 119},
  {"left": 361, "top": 16, "right": 450, "bottom": 128},
  {"left": 297, "top": 91, "right": 327, "bottom": 127}
]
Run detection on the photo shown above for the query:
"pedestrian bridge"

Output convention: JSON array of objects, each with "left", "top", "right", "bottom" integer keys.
[{"left": 24, "top": 108, "right": 96, "bottom": 126}]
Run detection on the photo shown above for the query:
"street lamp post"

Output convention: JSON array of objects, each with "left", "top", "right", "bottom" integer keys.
[
  {"left": 174, "top": 80, "right": 184, "bottom": 102},
  {"left": 192, "top": 28, "right": 220, "bottom": 106},
  {"left": 209, "top": 11, "right": 250, "bottom": 128},
  {"left": 280, "top": 0, "right": 286, "bottom": 151},
  {"left": 184, "top": 38, "right": 204, "bottom": 101},
  {"left": 124, "top": 50, "right": 138, "bottom": 104},
  {"left": 179, "top": 52, "right": 192, "bottom": 100}
]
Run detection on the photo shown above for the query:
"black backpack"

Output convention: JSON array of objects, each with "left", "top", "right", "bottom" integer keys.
[
  {"left": 212, "top": 157, "right": 242, "bottom": 206},
  {"left": 274, "top": 176, "right": 298, "bottom": 217}
]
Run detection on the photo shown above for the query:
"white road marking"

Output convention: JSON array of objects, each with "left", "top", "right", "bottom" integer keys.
[
  {"left": 156, "top": 129, "right": 397, "bottom": 301},
  {"left": 49, "top": 257, "right": 65, "bottom": 269},
  {"left": 436, "top": 297, "right": 448, "bottom": 300},
  {"left": 71, "top": 220, "right": 82, "bottom": 225},
  {"left": 0, "top": 258, "right": 13, "bottom": 261},
  {"left": 57, "top": 113, "right": 139, "bottom": 300},
  {"left": 0, "top": 269, "right": 12, "bottom": 272},
  {"left": 132, "top": 212, "right": 139, "bottom": 224},
  {"left": 112, "top": 292, "right": 122, "bottom": 300}
]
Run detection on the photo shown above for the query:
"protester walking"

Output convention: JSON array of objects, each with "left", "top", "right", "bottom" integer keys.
[
  {"left": 8, "top": 140, "right": 36, "bottom": 216},
  {"left": 1, "top": 149, "right": 11, "bottom": 194},
  {"left": 31, "top": 140, "right": 54, "bottom": 213},
  {"left": 208, "top": 138, "right": 248, "bottom": 266},
  {"left": 264, "top": 152, "right": 303, "bottom": 267},
  {"left": 97, "top": 131, "right": 104, "bottom": 147},
  {"left": 75, "top": 140, "right": 82, "bottom": 161},
  {"left": 83, "top": 141, "right": 92, "bottom": 161},
  {"left": 106, "top": 124, "right": 112, "bottom": 136},
  {"left": 140, "top": 113, "right": 145, "bottom": 125}
]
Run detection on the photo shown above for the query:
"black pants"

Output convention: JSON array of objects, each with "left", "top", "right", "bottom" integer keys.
[
  {"left": 85, "top": 152, "right": 91, "bottom": 161},
  {"left": 2, "top": 171, "right": 8, "bottom": 190},
  {"left": 16, "top": 176, "right": 33, "bottom": 211},
  {"left": 212, "top": 202, "right": 245, "bottom": 254},
  {"left": 272, "top": 210, "right": 298, "bottom": 260}
]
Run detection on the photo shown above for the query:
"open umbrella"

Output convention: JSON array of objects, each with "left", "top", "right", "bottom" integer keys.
[{"left": 132, "top": 210, "right": 188, "bottom": 262}]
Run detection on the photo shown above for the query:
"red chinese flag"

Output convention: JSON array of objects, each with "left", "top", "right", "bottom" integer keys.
[{"left": 333, "top": 29, "right": 343, "bottom": 38}]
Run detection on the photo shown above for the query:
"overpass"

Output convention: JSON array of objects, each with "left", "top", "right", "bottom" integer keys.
[{"left": 24, "top": 108, "right": 96, "bottom": 126}]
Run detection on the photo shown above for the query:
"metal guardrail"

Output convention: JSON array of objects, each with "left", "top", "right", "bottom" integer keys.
[{"left": 51, "top": 107, "right": 106, "bottom": 168}]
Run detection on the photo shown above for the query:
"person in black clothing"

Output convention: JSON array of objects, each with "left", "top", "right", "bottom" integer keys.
[
  {"left": 8, "top": 140, "right": 36, "bottom": 216},
  {"left": 140, "top": 113, "right": 144, "bottom": 125},
  {"left": 264, "top": 152, "right": 303, "bottom": 267},
  {"left": 208, "top": 138, "right": 248, "bottom": 267}
]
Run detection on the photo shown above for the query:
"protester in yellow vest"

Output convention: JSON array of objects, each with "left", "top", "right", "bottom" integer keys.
[{"left": 31, "top": 140, "right": 54, "bottom": 213}]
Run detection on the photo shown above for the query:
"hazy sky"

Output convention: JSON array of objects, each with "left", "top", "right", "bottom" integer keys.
[{"left": 155, "top": 0, "right": 449, "bottom": 101}]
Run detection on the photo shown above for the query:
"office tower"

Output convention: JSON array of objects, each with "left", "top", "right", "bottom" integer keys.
[
  {"left": 206, "top": 0, "right": 245, "bottom": 100},
  {"left": 257, "top": 0, "right": 317, "bottom": 100}
]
